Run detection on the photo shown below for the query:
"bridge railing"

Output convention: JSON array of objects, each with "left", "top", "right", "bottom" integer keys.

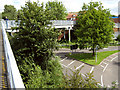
[
  {"left": 1, "top": 20, "right": 25, "bottom": 88},
  {"left": 3, "top": 20, "right": 76, "bottom": 29}
]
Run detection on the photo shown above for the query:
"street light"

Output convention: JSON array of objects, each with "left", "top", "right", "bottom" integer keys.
[{"left": 95, "top": 45, "right": 99, "bottom": 62}]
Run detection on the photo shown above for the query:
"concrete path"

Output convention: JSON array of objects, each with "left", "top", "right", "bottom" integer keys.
[{"left": 54, "top": 47, "right": 120, "bottom": 88}]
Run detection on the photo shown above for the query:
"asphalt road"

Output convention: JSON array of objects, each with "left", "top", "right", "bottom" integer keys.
[{"left": 54, "top": 46, "right": 120, "bottom": 88}]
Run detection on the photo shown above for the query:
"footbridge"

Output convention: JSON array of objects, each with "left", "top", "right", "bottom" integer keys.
[
  {"left": 0, "top": 19, "right": 76, "bottom": 89},
  {"left": 0, "top": 20, "right": 25, "bottom": 89},
  {"left": 3, "top": 20, "right": 76, "bottom": 41}
]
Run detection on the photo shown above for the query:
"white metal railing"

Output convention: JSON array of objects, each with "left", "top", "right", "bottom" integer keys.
[
  {"left": 3, "top": 20, "right": 76, "bottom": 29},
  {"left": 1, "top": 20, "right": 25, "bottom": 88},
  {"left": 50, "top": 20, "right": 76, "bottom": 26}
]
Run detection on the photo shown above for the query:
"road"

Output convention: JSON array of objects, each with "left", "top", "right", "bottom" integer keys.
[{"left": 54, "top": 47, "right": 120, "bottom": 88}]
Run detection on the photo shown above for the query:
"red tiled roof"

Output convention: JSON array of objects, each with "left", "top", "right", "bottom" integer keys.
[{"left": 113, "top": 18, "right": 120, "bottom": 23}]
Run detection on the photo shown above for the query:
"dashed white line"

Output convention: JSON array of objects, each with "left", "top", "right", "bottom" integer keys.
[
  {"left": 67, "top": 60, "right": 75, "bottom": 67},
  {"left": 60, "top": 57, "right": 67, "bottom": 62},
  {"left": 110, "top": 56, "right": 118, "bottom": 62},
  {"left": 101, "top": 75, "right": 104, "bottom": 87},
  {"left": 75, "top": 63, "right": 84, "bottom": 70},
  {"left": 90, "top": 67, "right": 94, "bottom": 73},
  {"left": 103, "top": 64, "right": 108, "bottom": 72}
]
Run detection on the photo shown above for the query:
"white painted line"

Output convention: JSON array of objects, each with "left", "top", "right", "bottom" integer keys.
[
  {"left": 90, "top": 67, "right": 94, "bottom": 73},
  {"left": 103, "top": 64, "right": 108, "bottom": 72},
  {"left": 100, "top": 65, "right": 104, "bottom": 68},
  {"left": 107, "top": 85, "right": 110, "bottom": 88},
  {"left": 61, "top": 63, "right": 67, "bottom": 68},
  {"left": 100, "top": 60, "right": 104, "bottom": 65},
  {"left": 61, "top": 63, "right": 73, "bottom": 70},
  {"left": 109, "top": 56, "right": 113, "bottom": 58},
  {"left": 67, "top": 60, "right": 75, "bottom": 67},
  {"left": 101, "top": 75, "right": 104, "bottom": 87},
  {"left": 97, "top": 83, "right": 102, "bottom": 87},
  {"left": 75, "top": 63, "right": 84, "bottom": 70},
  {"left": 110, "top": 56, "right": 118, "bottom": 62},
  {"left": 81, "top": 73, "right": 86, "bottom": 77},
  {"left": 60, "top": 57, "right": 67, "bottom": 62},
  {"left": 102, "top": 62, "right": 107, "bottom": 65}
]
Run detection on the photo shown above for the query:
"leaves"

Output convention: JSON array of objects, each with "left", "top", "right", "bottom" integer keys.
[{"left": 75, "top": 1, "right": 114, "bottom": 55}]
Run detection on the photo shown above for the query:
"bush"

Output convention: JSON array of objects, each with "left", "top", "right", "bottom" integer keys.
[{"left": 24, "top": 57, "right": 64, "bottom": 88}]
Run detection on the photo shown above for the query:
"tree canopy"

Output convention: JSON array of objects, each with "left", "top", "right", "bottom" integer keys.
[
  {"left": 45, "top": 0, "right": 67, "bottom": 20},
  {"left": 2, "top": 5, "right": 17, "bottom": 20},
  {"left": 11, "top": 1, "right": 58, "bottom": 70},
  {"left": 75, "top": 2, "right": 114, "bottom": 56}
]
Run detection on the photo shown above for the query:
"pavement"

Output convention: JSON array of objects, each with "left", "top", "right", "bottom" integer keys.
[
  {"left": 54, "top": 46, "right": 120, "bottom": 88},
  {"left": 0, "top": 21, "right": 8, "bottom": 89}
]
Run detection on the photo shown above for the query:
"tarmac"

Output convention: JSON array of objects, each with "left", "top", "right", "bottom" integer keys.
[{"left": 54, "top": 46, "right": 120, "bottom": 88}]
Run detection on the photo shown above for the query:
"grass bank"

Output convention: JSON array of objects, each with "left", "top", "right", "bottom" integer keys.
[{"left": 67, "top": 50, "right": 119, "bottom": 65}]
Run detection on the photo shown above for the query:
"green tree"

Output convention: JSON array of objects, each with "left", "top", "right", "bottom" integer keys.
[
  {"left": 11, "top": 1, "right": 58, "bottom": 70},
  {"left": 117, "top": 34, "right": 120, "bottom": 42},
  {"left": 75, "top": 2, "right": 114, "bottom": 56},
  {"left": 45, "top": 0, "right": 67, "bottom": 20},
  {"left": 2, "top": 5, "right": 17, "bottom": 20}
]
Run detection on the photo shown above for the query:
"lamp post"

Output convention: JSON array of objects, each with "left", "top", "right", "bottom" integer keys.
[{"left": 95, "top": 45, "right": 99, "bottom": 62}]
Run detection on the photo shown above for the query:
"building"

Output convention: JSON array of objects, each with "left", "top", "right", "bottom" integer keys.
[
  {"left": 66, "top": 12, "right": 78, "bottom": 21},
  {"left": 112, "top": 17, "right": 120, "bottom": 39}
]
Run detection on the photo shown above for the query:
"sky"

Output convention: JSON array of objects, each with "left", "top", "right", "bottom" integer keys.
[{"left": 0, "top": 0, "right": 120, "bottom": 16}]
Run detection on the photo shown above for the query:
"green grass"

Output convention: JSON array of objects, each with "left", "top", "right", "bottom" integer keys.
[{"left": 67, "top": 50, "right": 119, "bottom": 65}]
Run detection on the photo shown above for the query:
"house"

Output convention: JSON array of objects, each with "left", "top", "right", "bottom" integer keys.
[{"left": 66, "top": 12, "right": 78, "bottom": 21}]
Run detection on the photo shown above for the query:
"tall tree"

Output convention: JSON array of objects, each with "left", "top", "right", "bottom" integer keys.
[
  {"left": 45, "top": 0, "right": 67, "bottom": 20},
  {"left": 11, "top": 1, "right": 58, "bottom": 69},
  {"left": 2, "top": 5, "right": 17, "bottom": 20},
  {"left": 75, "top": 2, "right": 114, "bottom": 56}
]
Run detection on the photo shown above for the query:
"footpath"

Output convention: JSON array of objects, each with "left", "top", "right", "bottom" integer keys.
[{"left": 0, "top": 21, "right": 8, "bottom": 89}]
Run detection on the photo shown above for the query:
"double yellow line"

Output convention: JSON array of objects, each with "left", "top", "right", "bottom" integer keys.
[{"left": 2, "top": 56, "right": 7, "bottom": 88}]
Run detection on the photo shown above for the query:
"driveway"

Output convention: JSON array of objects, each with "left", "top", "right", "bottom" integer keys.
[{"left": 54, "top": 46, "right": 119, "bottom": 88}]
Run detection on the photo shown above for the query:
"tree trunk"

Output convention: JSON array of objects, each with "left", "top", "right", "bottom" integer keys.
[{"left": 92, "top": 45, "right": 95, "bottom": 56}]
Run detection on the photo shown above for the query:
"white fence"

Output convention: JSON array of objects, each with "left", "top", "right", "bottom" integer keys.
[{"left": 1, "top": 20, "right": 25, "bottom": 88}]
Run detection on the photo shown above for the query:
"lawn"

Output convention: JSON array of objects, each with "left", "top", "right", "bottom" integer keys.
[{"left": 67, "top": 50, "right": 119, "bottom": 65}]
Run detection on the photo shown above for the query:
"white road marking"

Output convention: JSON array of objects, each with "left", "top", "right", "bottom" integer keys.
[
  {"left": 61, "top": 63, "right": 67, "bottom": 68},
  {"left": 81, "top": 73, "right": 86, "bottom": 77},
  {"left": 107, "top": 85, "right": 110, "bottom": 88},
  {"left": 102, "top": 62, "right": 107, "bottom": 65},
  {"left": 103, "top": 64, "right": 108, "bottom": 72},
  {"left": 103, "top": 48, "right": 108, "bottom": 49},
  {"left": 61, "top": 63, "right": 72, "bottom": 70},
  {"left": 90, "top": 67, "right": 94, "bottom": 73},
  {"left": 100, "top": 65, "right": 104, "bottom": 68},
  {"left": 60, "top": 57, "right": 67, "bottom": 62},
  {"left": 109, "top": 56, "right": 113, "bottom": 58},
  {"left": 110, "top": 56, "right": 118, "bottom": 62},
  {"left": 67, "top": 60, "right": 75, "bottom": 67},
  {"left": 75, "top": 63, "right": 84, "bottom": 70},
  {"left": 101, "top": 75, "right": 104, "bottom": 87}
]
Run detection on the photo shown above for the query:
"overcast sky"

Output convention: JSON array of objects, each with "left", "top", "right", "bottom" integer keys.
[{"left": 0, "top": 0, "right": 120, "bottom": 16}]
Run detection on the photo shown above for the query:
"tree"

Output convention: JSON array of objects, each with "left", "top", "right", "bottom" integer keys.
[
  {"left": 117, "top": 34, "right": 120, "bottom": 42},
  {"left": 45, "top": 0, "right": 67, "bottom": 20},
  {"left": 75, "top": 2, "right": 114, "bottom": 56},
  {"left": 11, "top": 1, "right": 58, "bottom": 70},
  {"left": 2, "top": 5, "right": 17, "bottom": 20}
]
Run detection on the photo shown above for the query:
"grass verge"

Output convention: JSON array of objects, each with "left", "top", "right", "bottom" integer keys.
[{"left": 67, "top": 50, "right": 119, "bottom": 65}]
